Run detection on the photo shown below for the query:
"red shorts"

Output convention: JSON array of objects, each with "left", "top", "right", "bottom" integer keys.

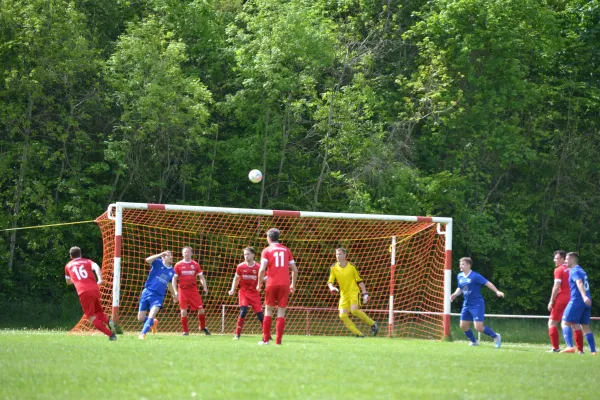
[
  {"left": 79, "top": 290, "right": 103, "bottom": 318},
  {"left": 550, "top": 298, "right": 569, "bottom": 321},
  {"left": 239, "top": 290, "right": 262, "bottom": 313},
  {"left": 178, "top": 289, "right": 203, "bottom": 310},
  {"left": 265, "top": 285, "right": 290, "bottom": 308}
]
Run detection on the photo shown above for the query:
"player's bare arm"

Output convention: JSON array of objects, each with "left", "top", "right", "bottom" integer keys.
[
  {"left": 449, "top": 288, "right": 462, "bottom": 302},
  {"left": 172, "top": 274, "right": 179, "bottom": 297},
  {"left": 228, "top": 274, "right": 240, "bottom": 296},
  {"left": 199, "top": 273, "right": 208, "bottom": 295},
  {"left": 548, "top": 281, "right": 561, "bottom": 311},
  {"left": 65, "top": 276, "right": 74, "bottom": 285},
  {"left": 145, "top": 251, "right": 168, "bottom": 264},
  {"left": 168, "top": 282, "right": 178, "bottom": 302},
  {"left": 257, "top": 260, "right": 268, "bottom": 291},
  {"left": 576, "top": 279, "right": 592, "bottom": 306},
  {"left": 91, "top": 262, "right": 103, "bottom": 285},
  {"left": 358, "top": 281, "right": 369, "bottom": 303},
  {"left": 289, "top": 260, "right": 298, "bottom": 294},
  {"left": 485, "top": 282, "right": 504, "bottom": 298}
]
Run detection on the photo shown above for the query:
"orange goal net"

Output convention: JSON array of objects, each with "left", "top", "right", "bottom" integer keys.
[{"left": 70, "top": 203, "right": 453, "bottom": 339}]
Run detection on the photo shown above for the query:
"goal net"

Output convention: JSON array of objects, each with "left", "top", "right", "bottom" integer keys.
[{"left": 70, "top": 203, "right": 453, "bottom": 339}]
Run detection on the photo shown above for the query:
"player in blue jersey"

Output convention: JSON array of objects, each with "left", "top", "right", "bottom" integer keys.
[
  {"left": 450, "top": 257, "right": 505, "bottom": 348},
  {"left": 560, "top": 252, "right": 596, "bottom": 355},
  {"left": 137, "top": 250, "right": 178, "bottom": 339}
]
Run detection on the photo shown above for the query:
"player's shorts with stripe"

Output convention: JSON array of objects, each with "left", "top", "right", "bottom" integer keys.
[
  {"left": 339, "top": 291, "right": 361, "bottom": 310},
  {"left": 460, "top": 303, "right": 485, "bottom": 322},
  {"left": 549, "top": 298, "right": 569, "bottom": 321},
  {"left": 240, "top": 290, "right": 262, "bottom": 313},
  {"left": 265, "top": 285, "right": 290, "bottom": 308},
  {"left": 79, "top": 289, "right": 103, "bottom": 318},
  {"left": 178, "top": 288, "right": 203, "bottom": 310},
  {"left": 562, "top": 300, "right": 591, "bottom": 325},
  {"left": 138, "top": 288, "right": 165, "bottom": 312}
]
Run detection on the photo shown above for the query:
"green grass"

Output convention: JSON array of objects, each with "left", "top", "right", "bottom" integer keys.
[{"left": 1, "top": 331, "right": 599, "bottom": 399}]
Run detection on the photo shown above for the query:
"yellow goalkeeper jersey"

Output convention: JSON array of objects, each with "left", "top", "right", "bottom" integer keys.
[{"left": 328, "top": 262, "right": 362, "bottom": 295}]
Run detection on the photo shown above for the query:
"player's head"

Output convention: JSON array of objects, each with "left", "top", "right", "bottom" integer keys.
[
  {"left": 553, "top": 250, "right": 566, "bottom": 267},
  {"left": 182, "top": 246, "right": 193, "bottom": 260},
  {"left": 566, "top": 252, "right": 579, "bottom": 267},
  {"left": 459, "top": 257, "right": 473, "bottom": 272},
  {"left": 69, "top": 246, "right": 82, "bottom": 259},
  {"left": 266, "top": 228, "right": 280, "bottom": 244},
  {"left": 162, "top": 250, "right": 173, "bottom": 265},
  {"left": 335, "top": 247, "right": 347, "bottom": 263},
  {"left": 243, "top": 246, "right": 255, "bottom": 262}
]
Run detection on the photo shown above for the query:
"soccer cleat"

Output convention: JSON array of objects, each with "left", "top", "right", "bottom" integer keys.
[
  {"left": 202, "top": 328, "right": 211, "bottom": 336},
  {"left": 371, "top": 321, "right": 379, "bottom": 337},
  {"left": 591, "top": 352, "right": 597, "bottom": 356},
  {"left": 151, "top": 319, "right": 159, "bottom": 334},
  {"left": 355, "top": 335, "right": 365, "bottom": 338},
  {"left": 109, "top": 333, "right": 117, "bottom": 341},
  {"left": 182, "top": 332, "right": 189, "bottom": 336},
  {"left": 108, "top": 318, "right": 117, "bottom": 334},
  {"left": 468, "top": 341, "right": 479, "bottom": 346},
  {"left": 578, "top": 351, "right": 585, "bottom": 354},
  {"left": 138, "top": 333, "right": 146, "bottom": 340},
  {"left": 258, "top": 340, "right": 270, "bottom": 345},
  {"left": 560, "top": 347, "right": 576, "bottom": 353},
  {"left": 233, "top": 335, "right": 240, "bottom": 340},
  {"left": 547, "top": 348, "right": 560, "bottom": 353},
  {"left": 494, "top": 333, "right": 502, "bottom": 349}
]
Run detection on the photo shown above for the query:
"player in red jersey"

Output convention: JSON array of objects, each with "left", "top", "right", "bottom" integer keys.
[
  {"left": 547, "top": 250, "right": 583, "bottom": 352},
  {"left": 257, "top": 228, "right": 298, "bottom": 345},
  {"left": 228, "top": 247, "right": 265, "bottom": 340},
  {"left": 172, "top": 246, "right": 210, "bottom": 335},
  {"left": 64, "top": 247, "right": 116, "bottom": 340}
]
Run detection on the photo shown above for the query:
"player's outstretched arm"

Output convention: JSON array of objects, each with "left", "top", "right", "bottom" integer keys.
[
  {"left": 485, "top": 282, "right": 504, "bottom": 298},
  {"left": 145, "top": 252, "right": 167, "bottom": 265},
  {"left": 449, "top": 288, "right": 462, "bottom": 302},
  {"left": 290, "top": 260, "right": 298, "bottom": 294},
  {"left": 228, "top": 275, "right": 240, "bottom": 296}
]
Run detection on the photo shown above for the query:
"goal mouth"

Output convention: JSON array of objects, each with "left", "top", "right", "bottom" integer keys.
[{"left": 70, "top": 203, "right": 452, "bottom": 339}]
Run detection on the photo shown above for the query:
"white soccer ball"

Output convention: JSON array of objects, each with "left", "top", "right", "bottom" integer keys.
[{"left": 248, "top": 169, "right": 262, "bottom": 183}]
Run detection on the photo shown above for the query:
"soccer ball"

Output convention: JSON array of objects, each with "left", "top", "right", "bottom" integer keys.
[{"left": 248, "top": 169, "right": 262, "bottom": 183}]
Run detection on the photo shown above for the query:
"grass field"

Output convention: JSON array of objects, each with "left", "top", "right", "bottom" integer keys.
[{"left": 1, "top": 330, "right": 599, "bottom": 400}]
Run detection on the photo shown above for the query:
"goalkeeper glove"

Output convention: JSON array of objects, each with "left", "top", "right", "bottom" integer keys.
[
  {"left": 330, "top": 287, "right": 339, "bottom": 294},
  {"left": 362, "top": 293, "right": 369, "bottom": 304}
]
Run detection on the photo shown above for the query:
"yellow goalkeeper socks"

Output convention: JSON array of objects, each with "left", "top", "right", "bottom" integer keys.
[
  {"left": 351, "top": 309, "right": 374, "bottom": 326},
  {"left": 340, "top": 313, "right": 362, "bottom": 336}
]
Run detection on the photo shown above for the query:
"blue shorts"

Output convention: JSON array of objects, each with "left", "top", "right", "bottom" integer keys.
[
  {"left": 138, "top": 289, "right": 165, "bottom": 312},
  {"left": 562, "top": 301, "right": 591, "bottom": 325},
  {"left": 460, "top": 303, "right": 485, "bottom": 322}
]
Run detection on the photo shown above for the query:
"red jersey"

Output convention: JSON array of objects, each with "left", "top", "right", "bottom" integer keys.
[
  {"left": 64, "top": 258, "right": 100, "bottom": 295},
  {"left": 261, "top": 243, "right": 294, "bottom": 287},
  {"left": 174, "top": 260, "right": 202, "bottom": 289},
  {"left": 236, "top": 262, "right": 260, "bottom": 292},
  {"left": 554, "top": 263, "right": 570, "bottom": 303}
]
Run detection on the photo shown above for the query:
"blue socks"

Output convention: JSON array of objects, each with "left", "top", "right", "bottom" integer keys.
[
  {"left": 563, "top": 326, "right": 574, "bottom": 347},
  {"left": 483, "top": 326, "right": 497, "bottom": 339},
  {"left": 586, "top": 333, "right": 596, "bottom": 352},
  {"left": 464, "top": 329, "right": 477, "bottom": 342},
  {"left": 142, "top": 317, "right": 154, "bottom": 334}
]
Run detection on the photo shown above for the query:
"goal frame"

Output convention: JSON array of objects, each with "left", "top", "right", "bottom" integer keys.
[{"left": 106, "top": 202, "right": 453, "bottom": 338}]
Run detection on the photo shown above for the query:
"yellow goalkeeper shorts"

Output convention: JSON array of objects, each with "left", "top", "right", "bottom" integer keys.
[{"left": 339, "top": 292, "right": 361, "bottom": 310}]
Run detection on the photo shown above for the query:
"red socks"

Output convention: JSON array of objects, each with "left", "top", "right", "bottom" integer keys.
[
  {"left": 276, "top": 317, "right": 285, "bottom": 345},
  {"left": 263, "top": 316, "right": 273, "bottom": 342},
  {"left": 92, "top": 318, "right": 113, "bottom": 337},
  {"left": 236, "top": 317, "right": 245, "bottom": 336},
  {"left": 549, "top": 326, "right": 560, "bottom": 350},
  {"left": 181, "top": 316, "right": 189, "bottom": 333},
  {"left": 575, "top": 329, "right": 584, "bottom": 352},
  {"left": 96, "top": 312, "right": 109, "bottom": 325},
  {"left": 198, "top": 313, "right": 206, "bottom": 330}
]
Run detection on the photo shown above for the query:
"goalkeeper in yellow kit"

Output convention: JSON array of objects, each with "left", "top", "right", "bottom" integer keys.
[{"left": 327, "top": 248, "right": 379, "bottom": 337}]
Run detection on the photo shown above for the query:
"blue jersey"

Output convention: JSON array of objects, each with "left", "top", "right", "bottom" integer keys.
[
  {"left": 144, "top": 259, "right": 175, "bottom": 295},
  {"left": 569, "top": 265, "right": 591, "bottom": 302},
  {"left": 457, "top": 271, "right": 489, "bottom": 306}
]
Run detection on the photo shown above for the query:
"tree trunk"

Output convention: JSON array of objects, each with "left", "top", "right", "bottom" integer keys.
[{"left": 260, "top": 108, "right": 269, "bottom": 208}]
